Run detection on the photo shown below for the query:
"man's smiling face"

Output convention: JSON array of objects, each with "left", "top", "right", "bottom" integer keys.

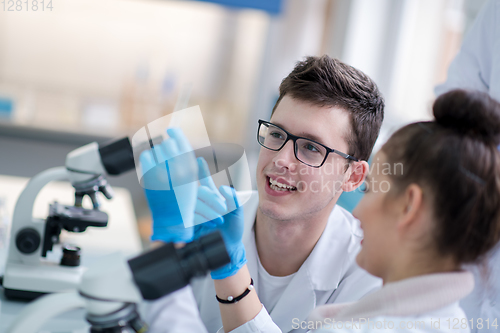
[{"left": 256, "top": 95, "right": 353, "bottom": 222}]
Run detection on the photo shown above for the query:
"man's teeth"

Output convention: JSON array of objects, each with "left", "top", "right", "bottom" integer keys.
[{"left": 269, "top": 178, "right": 296, "bottom": 191}]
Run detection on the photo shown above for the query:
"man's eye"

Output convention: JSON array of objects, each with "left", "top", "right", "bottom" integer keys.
[
  {"left": 304, "top": 143, "right": 320, "bottom": 152},
  {"left": 270, "top": 132, "right": 284, "bottom": 139}
]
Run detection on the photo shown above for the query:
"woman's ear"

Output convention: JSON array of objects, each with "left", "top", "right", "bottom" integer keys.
[
  {"left": 397, "top": 184, "right": 424, "bottom": 233},
  {"left": 342, "top": 161, "right": 369, "bottom": 192}
]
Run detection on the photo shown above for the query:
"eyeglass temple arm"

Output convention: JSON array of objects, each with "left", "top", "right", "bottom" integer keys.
[{"left": 332, "top": 149, "right": 359, "bottom": 162}]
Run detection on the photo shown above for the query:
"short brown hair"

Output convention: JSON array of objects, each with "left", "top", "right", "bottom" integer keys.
[
  {"left": 271, "top": 55, "right": 384, "bottom": 161},
  {"left": 381, "top": 89, "right": 500, "bottom": 264}
]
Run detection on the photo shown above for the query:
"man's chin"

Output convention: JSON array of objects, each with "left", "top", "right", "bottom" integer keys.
[{"left": 258, "top": 202, "right": 294, "bottom": 221}]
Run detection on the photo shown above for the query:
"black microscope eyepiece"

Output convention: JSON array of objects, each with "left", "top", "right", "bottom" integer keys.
[{"left": 127, "top": 231, "right": 230, "bottom": 300}]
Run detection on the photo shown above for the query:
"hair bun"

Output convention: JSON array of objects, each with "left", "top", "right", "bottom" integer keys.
[{"left": 433, "top": 89, "right": 500, "bottom": 145}]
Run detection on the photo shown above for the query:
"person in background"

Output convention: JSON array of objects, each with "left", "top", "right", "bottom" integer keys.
[
  {"left": 144, "top": 55, "right": 385, "bottom": 333},
  {"left": 199, "top": 89, "right": 500, "bottom": 333},
  {"left": 435, "top": 1, "right": 500, "bottom": 331},
  {"left": 435, "top": 0, "right": 500, "bottom": 100}
]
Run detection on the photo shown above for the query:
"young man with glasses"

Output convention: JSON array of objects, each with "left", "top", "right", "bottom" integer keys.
[{"left": 147, "top": 55, "right": 384, "bottom": 333}]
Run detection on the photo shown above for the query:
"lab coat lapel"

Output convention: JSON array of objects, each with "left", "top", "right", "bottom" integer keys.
[
  {"left": 269, "top": 266, "right": 316, "bottom": 332},
  {"left": 308, "top": 205, "right": 363, "bottom": 292},
  {"left": 242, "top": 199, "right": 358, "bottom": 332},
  {"left": 263, "top": 206, "right": 359, "bottom": 332},
  {"left": 241, "top": 193, "right": 316, "bottom": 332},
  {"left": 268, "top": 206, "right": 354, "bottom": 332}
]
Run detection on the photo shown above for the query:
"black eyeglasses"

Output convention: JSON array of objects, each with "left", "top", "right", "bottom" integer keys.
[{"left": 257, "top": 119, "right": 358, "bottom": 168}]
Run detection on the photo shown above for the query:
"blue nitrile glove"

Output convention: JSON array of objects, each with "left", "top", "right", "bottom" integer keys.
[
  {"left": 140, "top": 127, "right": 198, "bottom": 243},
  {"left": 194, "top": 157, "right": 246, "bottom": 280}
]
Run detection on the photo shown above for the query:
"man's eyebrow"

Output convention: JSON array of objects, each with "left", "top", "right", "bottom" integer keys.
[
  {"left": 272, "top": 121, "right": 325, "bottom": 143},
  {"left": 297, "top": 131, "right": 324, "bottom": 143}
]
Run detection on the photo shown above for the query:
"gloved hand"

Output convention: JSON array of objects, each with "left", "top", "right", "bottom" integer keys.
[
  {"left": 194, "top": 157, "right": 246, "bottom": 280},
  {"left": 140, "top": 127, "right": 198, "bottom": 243}
]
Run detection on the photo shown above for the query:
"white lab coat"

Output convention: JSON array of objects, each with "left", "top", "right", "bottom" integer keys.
[
  {"left": 191, "top": 191, "right": 382, "bottom": 333},
  {"left": 310, "top": 271, "right": 475, "bottom": 333},
  {"left": 227, "top": 271, "right": 475, "bottom": 333},
  {"left": 434, "top": 1, "right": 500, "bottom": 332},
  {"left": 144, "top": 286, "right": 209, "bottom": 333},
  {"left": 144, "top": 252, "right": 478, "bottom": 333}
]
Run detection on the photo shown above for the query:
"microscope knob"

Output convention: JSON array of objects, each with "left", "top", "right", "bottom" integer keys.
[
  {"left": 16, "top": 228, "right": 41, "bottom": 254},
  {"left": 99, "top": 184, "right": 114, "bottom": 200},
  {"left": 60, "top": 244, "right": 81, "bottom": 267},
  {"left": 88, "top": 191, "right": 101, "bottom": 209}
]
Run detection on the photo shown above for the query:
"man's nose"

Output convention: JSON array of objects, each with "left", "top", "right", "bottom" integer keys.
[{"left": 272, "top": 141, "right": 297, "bottom": 172}]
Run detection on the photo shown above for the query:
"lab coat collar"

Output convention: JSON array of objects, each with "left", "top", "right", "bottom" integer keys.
[
  {"left": 245, "top": 224, "right": 316, "bottom": 332},
  {"left": 305, "top": 205, "right": 363, "bottom": 291},
  {"left": 243, "top": 203, "right": 364, "bottom": 332},
  {"left": 309, "top": 270, "right": 474, "bottom": 322},
  {"left": 245, "top": 204, "right": 363, "bottom": 291}
]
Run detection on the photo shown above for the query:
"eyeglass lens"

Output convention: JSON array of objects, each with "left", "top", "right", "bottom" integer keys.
[{"left": 258, "top": 122, "right": 327, "bottom": 167}]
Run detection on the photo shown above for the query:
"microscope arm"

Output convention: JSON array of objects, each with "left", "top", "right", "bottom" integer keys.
[
  {"left": 11, "top": 137, "right": 134, "bottom": 225},
  {"left": 11, "top": 166, "right": 67, "bottom": 229},
  {"left": 7, "top": 291, "right": 86, "bottom": 333},
  {"left": 11, "top": 137, "right": 134, "bottom": 227}
]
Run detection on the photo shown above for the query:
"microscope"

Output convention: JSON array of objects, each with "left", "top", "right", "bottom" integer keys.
[
  {"left": 6, "top": 232, "right": 230, "bottom": 333},
  {"left": 2, "top": 137, "right": 136, "bottom": 300}
]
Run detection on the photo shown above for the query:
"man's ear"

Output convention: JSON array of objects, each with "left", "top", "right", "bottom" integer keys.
[{"left": 341, "top": 161, "right": 369, "bottom": 192}]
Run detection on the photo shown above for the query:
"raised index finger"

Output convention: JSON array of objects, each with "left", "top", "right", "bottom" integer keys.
[
  {"left": 197, "top": 157, "right": 223, "bottom": 199},
  {"left": 166, "top": 127, "right": 193, "bottom": 154}
]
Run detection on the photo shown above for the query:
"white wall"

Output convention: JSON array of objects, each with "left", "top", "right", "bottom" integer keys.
[{"left": 337, "top": 0, "right": 466, "bottom": 150}]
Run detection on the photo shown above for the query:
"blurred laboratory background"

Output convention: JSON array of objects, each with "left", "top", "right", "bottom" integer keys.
[{"left": 0, "top": 0, "right": 487, "bottom": 244}]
